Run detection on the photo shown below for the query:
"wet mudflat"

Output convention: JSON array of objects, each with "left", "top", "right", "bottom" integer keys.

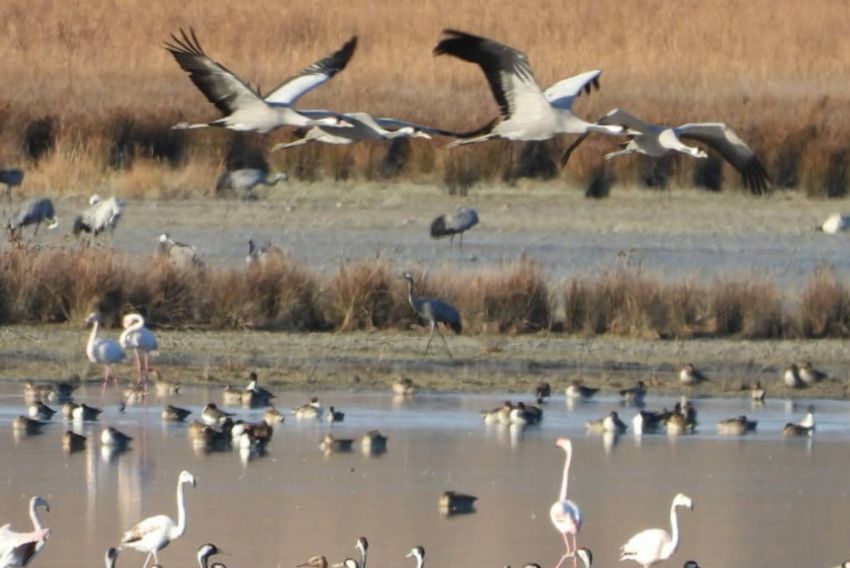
[{"left": 0, "top": 382, "right": 849, "bottom": 567}]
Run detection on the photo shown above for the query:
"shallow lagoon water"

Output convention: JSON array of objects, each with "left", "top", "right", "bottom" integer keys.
[{"left": 1, "top": 383, "right": 849, "bottom": 567}]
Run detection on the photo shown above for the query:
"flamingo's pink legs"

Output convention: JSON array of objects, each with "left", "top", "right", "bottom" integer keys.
[{"left": 554, "top": 531, "right": 573, "bottom": 568}]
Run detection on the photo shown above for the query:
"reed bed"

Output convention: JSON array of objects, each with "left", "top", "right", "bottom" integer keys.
[
  {"left": 4, "top": 247, "right": 850, "bottom": 339},
  {"left": 1, "top": 0, "right": 849, "bottom": 195}
]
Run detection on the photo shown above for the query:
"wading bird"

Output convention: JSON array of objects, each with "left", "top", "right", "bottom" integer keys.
[
  {"left": 85, "top": 312, "right": 126, "bottom": 387},
  {"left": 406, "top": 547, "right": 426, "bottom": 568},
  {"left": 356, "top": 537, "right": 369, "bottom": 568},
  {"left": 402, "top": 272, "right": 462, "bottom": 358},
  {"left": 551, "top": 438, "right": 583, "bottom": 568},
  {"left": 120, "top": 314, "right": 158, "bottom": 381},
  {"left": 561, "top": 109, "right": 770, "bottom": 193},
  {"left": 6, "top": 198, "right": 58, "bottom": 240},
  {"left": 158, "top": 233, "right": 204, "bottom": 269},
  {"left": 432, "top": 30, "right": 622, "bottom": 147},
  {"left": 72, "top": 195, "right": 125, "bottom": 242},
  {"left": 215, "top": 168, "right": 288, "bottom": 197},
  {"left": 120, "top": 470, "right": 196, "bottom": 568},
  {"left": 0, "top": 496, "right": 50, "bottom": 568},
  {"left": 165, "top": 28, "right": 357, "bottom": 133},
  {"left": 619, "top": 493, "right": 694, "bottom": 568},
  {"left": 0, "top": 168, "right": 23, "bottom": 201},
  {"left": 197, "top": 543, "right": 224, "bottom": 568},
  {"left": 430, "top": 206, "right": 478, "bottom": 249}
]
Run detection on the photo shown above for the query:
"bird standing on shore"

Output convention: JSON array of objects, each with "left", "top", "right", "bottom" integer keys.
[
  {"left": 120, "top": 314, "right": 158, "bottom": 382},
  {"left": 430, "top": 206, "right": 479, "bottom": 249},
  {"left": 72, "top": 195, "right": 125, "bottom": 242},
  {"left": 619, "top": 493, "right": 694, "bottom": 568},
  {"left": 6, "top": 197, "right": 58, "bottom": 240},
  {"left": 402, "top": 272, "right": 461, "bottom": 358},
  {"left": 85, "top": 312, "right": 126, "bottom": 388}
]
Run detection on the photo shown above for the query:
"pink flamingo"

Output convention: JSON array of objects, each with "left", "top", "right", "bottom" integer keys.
[
  {"left": 0, "top": 496, "right": 51, "bottom": 567},
  {"left": 550, "top": 438, "right": 583, "bottom": 568}
]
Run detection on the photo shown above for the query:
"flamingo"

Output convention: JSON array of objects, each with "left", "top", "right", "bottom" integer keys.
[
  {"left": 0, "top": 496, "right": 50, "bottom": 567},
  {"left": 619, "top": 493, "right": 694, "bottom": 568},
  {"left": 119, "top": 470, "right": 196, "bottom": 568},
  {"left": 550, "top": 438, "right": 583, "bottom": 568},
  {"left": 85, "top": 312, "right": 126, "bottom": 387},
  {"left": 119, "top": 314, "right": 158, "bottom": 383},
  {"left": 356, "top": 537, "right": 368, "bottom": 568}
]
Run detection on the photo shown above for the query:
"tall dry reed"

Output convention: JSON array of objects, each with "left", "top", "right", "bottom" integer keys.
[{"left": 0, "top": 0, "right": 848, "bottom": 194}]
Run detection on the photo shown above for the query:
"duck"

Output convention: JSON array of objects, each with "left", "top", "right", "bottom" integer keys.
[
  {"left": 632, "top": 410, "right": 665, "bottom": 435},
  {"left": 360, "top": 430, "right": 388, "bottom": 455},
  {"left": 297, "top": 557, "right": 329, "bottom": 568},
  {"left": 784, "top": 405, "right": 815, "bottom": 437},
  {"left": 799, "top": 361, "right": 826, "bottom": 385},
  {"left": 619, "top": 380, "right": 647, "bottom": 404},
  {"left": 587, "top": 411, "right": 628, "bottom": 434},
  {"left": 12, "top": 415, "right": 46, "bottom": 434},
  {"left": 101, "top": 426, "right": 132, "bottom": 450},
  {"left": 23, "top": 380, "right": 53, "bottom": 402},
  {"left": 264, "top": 406, "right": 285, "bottom": 424},
  {"left": 679, "top": 364, "right": 708, "bottom": 386},
  {"left": 27, "top": 401, "right": 56, "bottom": 421},
  {"left": 151, "top": 371, "right": 181, "bottom": 397},
  {"left": 716, "top": 416, "right": 758, "bottom": 436},
  {"left": 294, "top": 397, "right": 323, "bottom": 419},
  {"left": 325, "top": 406, "right": 345, "bottom": 423},
  {"left": 438, "top": 490, "right": 477, "bottom": 515},
  {"left": 510, "top": 402, "right": 542, "bottom": 426},
  {"left": 750, "top": 381, "right": 766, "bottom": 402},
  {"left": 241, "top": 371, "right": 275, "bottom": 407},
  {"left": 535, "top": 381, "right": 552, "bottom": 404},
  {"left": 783, "top": 364, "right": 804, "bottom": 388},
  {"left": 62, "top": 430, "right": 87, "bottom": 453},
  {"left": 319, "top": 433, "right": 354, "bottom": 453},
  {"left": 162, "top": 405, "right": 192, "bottom": 422},
  {"left": 201, "top": 403, "right": 233, "bottom": 426},
  {"left": 665, "top": 412, "right": 690, "bottom": 436},
  {"left": 47, "top": 380, "right": 79, "bottom": 403},
  {"left": 481, "top": 401, "right": 513, "bottom": 424},
  {"left": 566, "top": 380, "right": 599, "bottom": 400},
  {"left": 221, "top": 384, "right": 243, "bottom": 406},
  {"left": 72, "top": 403, "right": 103, "bottom": 422},
  {"left": 392, "top": 376, "right": 417, "bottom": 396},
  {"left": 123, "top": 384, "right": 147, "bottom": 405}
]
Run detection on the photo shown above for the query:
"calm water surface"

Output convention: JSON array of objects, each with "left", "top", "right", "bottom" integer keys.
[{"left": 1, "top": 383, "right": 849, "bottom": 567}]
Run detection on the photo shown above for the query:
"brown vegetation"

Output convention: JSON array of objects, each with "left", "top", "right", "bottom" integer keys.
[
  {"left": 0, "top": 0, "right": 848, "bottom": 195},
  {"left": 4, "top": 247, "right": 850, "bottom": 339}
]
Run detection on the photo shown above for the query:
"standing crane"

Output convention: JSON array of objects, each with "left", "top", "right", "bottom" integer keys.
[
  {"left": 0, "top": 168, "right": 24, "bottom": 202},
  {"left": 6, "top": 198, "right": 58, "bottom": 241},
  {"left": 72, "top": 194, "right": 125, "bottom": 242},
  {"left": 402, "top": 272, "right": 462, "bottom": 358},
  {"left": 430, "top": 206, "right": 479, "bottom": 249}
]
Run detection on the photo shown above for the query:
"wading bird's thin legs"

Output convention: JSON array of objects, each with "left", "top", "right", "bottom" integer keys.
[
  {"left": 554, "top": 532, "right": 573, "bottom": 568},
  {"left": 424, "top": 322, "right": 435, "bottom": 356},
  {"left": 436, "top": 323, "right": 453, "bottom": 359}
]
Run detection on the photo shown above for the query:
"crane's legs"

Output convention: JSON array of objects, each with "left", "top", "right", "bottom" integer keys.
[{"left": 424, "top": 323, "right": 435, "bottom": 356}]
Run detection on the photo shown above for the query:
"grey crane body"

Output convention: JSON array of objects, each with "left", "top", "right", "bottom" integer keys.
[
  {"left": 561, "top": 108, "right": 770, "bottom": 193},
  {"left": 158, "top": 233, "right": 204, "bottom": 269},
  {"left": 0, "top": 168, "right": 23, "bottom": 201},
  {"left": 72, "top": 195, "right": 125, "bottom": 239},
  {"left": 403, "top": 272, "right": 462, "bottom": 358},
  {"left": 432, "top": 30, "right": 622, "bottom": 147},
  {"left": 6, "top": 197, "right": 58, "bottom": 239},
  {"left": 165, "top": 28, "right": 357, "bottom": 133},
  {"left": 215, "top": 168, "right": 287, "bottom": 196},
  {"left": 430, "top": 206, "right": 479, "bottom": 248}
]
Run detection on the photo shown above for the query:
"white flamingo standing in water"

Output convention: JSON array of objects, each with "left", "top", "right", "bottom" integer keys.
[
  {"left": 550, "top": 438, "right": 583, "bottom": 568},
  {"left": 85, "top": 312, "right": 126, "bottom": 387},
  {"left": 619, "top": 493, "right": 694, "bottom": 568},
  {"left": 119, "top": 470, "right": 196, "bottom": 568},
  {"left": 0, "top": 496, "right": 50, "bottom": 567},
  {"left": 119, "top": 313, "right": 158, "bottom": 383}
]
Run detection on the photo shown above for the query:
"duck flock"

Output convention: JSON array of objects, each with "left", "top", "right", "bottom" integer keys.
[{"left": 2, "top": 351, "right": 846, "bottom": 567}]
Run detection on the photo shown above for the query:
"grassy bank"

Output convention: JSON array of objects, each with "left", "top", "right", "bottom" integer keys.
[
  {"left": 1, "top": 0, "right": 849, "bottom": 196},
  {"left": 3, "top": 247, "right": 850, "bottom": 339}
]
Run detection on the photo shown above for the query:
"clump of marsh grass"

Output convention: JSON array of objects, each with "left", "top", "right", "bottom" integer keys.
[
  {"left": 324, "top": 258, "right": 405, "bottom": 331},
  {"left": 799, "top": 266, "right": 850, "bottom": 337}
]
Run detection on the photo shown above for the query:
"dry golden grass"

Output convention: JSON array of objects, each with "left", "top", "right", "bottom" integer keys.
[
  {"left": 5, "top": 247, "right": 850, "bottom": 339},
  {"left": 1, "top": 0, "right": 848, "bottom": 194}
]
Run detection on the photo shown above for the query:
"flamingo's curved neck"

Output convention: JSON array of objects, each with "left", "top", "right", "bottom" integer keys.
[
  {"left": 406, "top": 280, "right": 416, "bottom": 309},
  {"left": 29, "top": 501, "right": 44, "bottom": 532},
  {"left": 668, "top": 501, "right": 681, "bottom": 556},
  {"left": 172, "top": 480, "right": 189, "bottom": 540},
  {"left": 87, "top": 320, "right": 100, "bottom": 357},
  {"left": 559, "top": 445, "right": 572, "bottom": 501}
]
